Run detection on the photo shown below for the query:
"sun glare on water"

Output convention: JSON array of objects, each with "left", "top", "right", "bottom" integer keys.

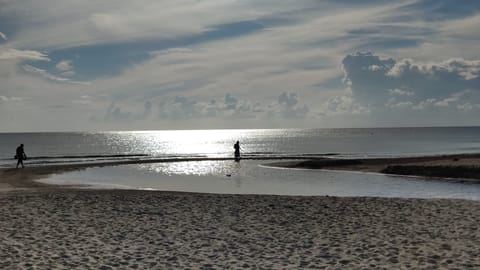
[{"left": 114, "top": 129, "right": 256, "bottom": 157}]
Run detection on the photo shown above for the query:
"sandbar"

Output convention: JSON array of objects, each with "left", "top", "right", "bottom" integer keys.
[{"left": 269, "top": 153, "right": 480, "bottom": 182}]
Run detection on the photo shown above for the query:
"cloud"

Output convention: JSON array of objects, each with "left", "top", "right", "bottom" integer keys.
[
  {"left": 0, "top": 95, "right": 22, "bottom": 102},
  {"left": 388, "top": 88, "right": 414, "bottom": 96},
  {"left": 0, "top": 49, "right": 49, "bottom": 61},
  {"left": 224, "top": 93, "right": 239, "bottom": 110},
  {"left": 55, "top": 60, "right": 75, "bottom": 77},
  {"left": 4, "top": 0, "right": 313, "bottom": 50},
  {"left": 341, "top": 52, "right": 480, "bottom": 111},
  {"left": 22, "top": 64, "right": 87, "bottom": 84},
  {"left": 321, "top": 94, "right": 370, "bottom": 116},
  {"left": 55, "top": 60, "right": 73, "bottom": 72},
  {"left": 104, "top": 101, "right": 152, "bottom": 121},
  {"left": 398, "top": 0, "right": 480, "bottom": 21},
  {"left": 271, "top": 92, "right": 309, "bottom": 118},
  {"left": 2, "top": 1, "right": 480, "bottom": 130},
  {"left": 278, "top": 92, "right": 298, "bottom": 107},
  {"left": 0, "top": 32, "right": 6, "bottom": 40},
  {"left": 157, "top": 94, "right": 261, "bottom": 120},
  {"left": 138, "top": 92, "right": 310, "bottom": 121}
]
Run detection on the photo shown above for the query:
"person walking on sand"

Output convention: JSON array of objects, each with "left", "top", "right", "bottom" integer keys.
[
  {"left": 15, "top": 144, "right": 27, "bottom": 169},
  {"left": 234, "top": 141, "right": 241, "bottom": 161}
]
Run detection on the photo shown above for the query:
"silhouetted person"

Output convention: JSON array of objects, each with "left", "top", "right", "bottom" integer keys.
[
  {"left": 234, "top": 141, "right": 240, "bottom": 161},
  {"left": 15, "top": 144, "right": 27, "bottom": 169}
]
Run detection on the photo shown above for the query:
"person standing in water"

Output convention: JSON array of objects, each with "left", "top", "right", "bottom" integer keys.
[
  {"left": 234, "top": 141, "right": 241, "bottom": 161},
  {"left": 15, "top": 144, "right": 27, "bottom": 169}
]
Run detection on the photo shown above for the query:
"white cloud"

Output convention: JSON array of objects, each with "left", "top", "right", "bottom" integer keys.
[
  {"left": 23, "top": 64, "right": 70, "bottom": 82},
  {"left": 0, "top": 32, "right": 6, "bottom": 40},
  {"left": 4, "top": 0, "right": 313, "bottom": 49},
  {"left": 387, "top": 57, "right": 480, "bottom": 80},
  {"left": 368, "top": 65, "right": 383, "bottom": 71},
  {"left": 342, "top": 52, "right": 480, "bottom": 111},
  {"left": 388, "top": 101, "right": 413, "bottom": 109},
  {"left": 441, "top": 13, "right": 480, "bottom": 40},
  {"left": 0, "top": 48, "right": 49, "bottom": 61},
  {"left": 55, "top": 60, "right": 73, "bottom": 72},
  {"left": 388, "top": 88, "right": 414, "bottom": 96},
  {"left": 22, "top": 64, "right": 87, "bottom": 85},
  {"left": 0, "top": 95, "right": 22, "bottom": 102},
  {"left": 55, "top": 60, "right": 75, "bottom": 77},
  {"left": 412, "top": 98, "right": 437, "bottom": 110}
]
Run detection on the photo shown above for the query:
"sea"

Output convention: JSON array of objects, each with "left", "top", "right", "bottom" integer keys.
[{"left": 2, "top": 127, "right": 480, "bottom": 199}]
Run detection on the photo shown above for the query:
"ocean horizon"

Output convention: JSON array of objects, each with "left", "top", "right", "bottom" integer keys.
[{"left": 2, "top": 126, "right": 480, "bottom": 165}]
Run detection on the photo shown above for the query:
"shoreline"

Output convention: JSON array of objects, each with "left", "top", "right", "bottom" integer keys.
[{"left": 2, "top": 152, "right": 480, "bottom": 191}]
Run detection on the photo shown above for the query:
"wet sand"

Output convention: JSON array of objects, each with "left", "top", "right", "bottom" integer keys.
[
  {"left": 270, "top": 153, "right": 480, "bottom": 182},
  {"left": 2, "top": 153, "right": 480, "bottom": 189},
  {"left": 1, "top": 155, "right": 480, "bottom": 269}
]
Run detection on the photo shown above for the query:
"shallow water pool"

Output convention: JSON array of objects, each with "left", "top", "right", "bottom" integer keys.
[{"left": 41, "top": 160, "right": 480, "bottom": 200}]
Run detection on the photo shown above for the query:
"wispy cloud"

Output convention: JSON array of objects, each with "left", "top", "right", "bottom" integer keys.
[
  {"left": 0, "top": 48, "right": 49, "bottom": 61},
  {"left": 4, "top": 0, "right": 312, "bottom": 49},
  {"left": 1, "top": 0, "right": 480, "bottom": 130},
  {"left": 0, "top": 32, "right": 6, "bottom": 41},
  {"left": 22, "top": 64, "right": 88, "bottom": 85}
]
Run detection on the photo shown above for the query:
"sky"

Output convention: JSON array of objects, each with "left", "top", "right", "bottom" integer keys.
[{"left": 0, "top": 0, "right": 479, "bottom": 131}]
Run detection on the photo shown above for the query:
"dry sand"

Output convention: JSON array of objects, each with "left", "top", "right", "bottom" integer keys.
[
  {"left": 1, "top": 190, "right": 480, "bottom": 269},
  {"left": 1, "top": 156, "right": 480, "bottom": 269}
]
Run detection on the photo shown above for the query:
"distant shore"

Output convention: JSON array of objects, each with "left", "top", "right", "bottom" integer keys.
[{"left": 268, "top": 153, "right": 480, "bottom": 182}]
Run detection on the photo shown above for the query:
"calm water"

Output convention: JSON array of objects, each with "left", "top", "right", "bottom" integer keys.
[
  {"left": 42, "top": 160, "right": 480, "bottom": 200},
  {"left": 2, "top": 127, "right": 480, "bottom": 166},
  {"left": 3, "top": 127, "right": 480, "bottom": 199}
]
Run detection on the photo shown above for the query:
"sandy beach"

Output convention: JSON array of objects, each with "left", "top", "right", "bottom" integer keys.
[
  {"left": 1, "top": 155, "right": 480, "bottom": 269},
  {"left": 1, "top": 189, "right": 480, "bottom": 269}
]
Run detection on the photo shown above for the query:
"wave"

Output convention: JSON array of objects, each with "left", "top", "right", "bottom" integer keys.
[
  {"left": 0, "top": 154, "right": 148, "bottom": 161},
  {"left": 25, "top": 154, "right": 149, "bottom": 160},
  {"left": 0, "top": 152, "right": 345, "bottom": 168}
]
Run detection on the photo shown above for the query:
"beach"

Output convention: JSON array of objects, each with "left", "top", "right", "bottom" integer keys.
[
  {"left": 270, "top": 153, "right": 480, "bottom": 182},
  {"left": 2, "top": 189, "right": 480, "bottom": 269},
  {"left": 1, "top": 156, "right": 480, "bottom": 269}
]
